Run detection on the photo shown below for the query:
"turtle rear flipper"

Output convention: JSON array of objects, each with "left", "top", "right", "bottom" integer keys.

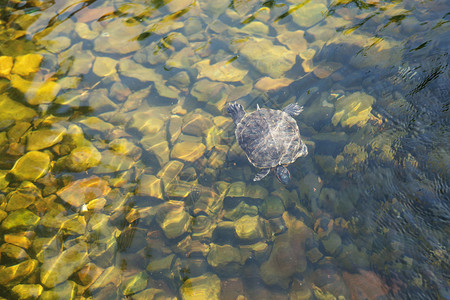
[
  {"left": 253, "top": 168, "right": 270, "bottom": 181},
  {"left": 227, "top": 102, "right": 246, "bottom": 125},
  {"left": 283, "top": 103, "right": 303, "bottom": 116}
]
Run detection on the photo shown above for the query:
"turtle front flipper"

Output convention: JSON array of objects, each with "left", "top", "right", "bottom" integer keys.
[
  {"left": 283, "top": 103, "right": 304, "bottom": 116},
  {"left": 253, "top": 168, "right": 270, "bottom": 181},
  {"left": 227, "top": 102, "right": 246, "bottom": 125}
]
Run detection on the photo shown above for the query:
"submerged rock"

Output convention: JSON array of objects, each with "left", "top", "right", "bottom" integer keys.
[
  {"left": 39, "top": 280, "right": 78, "bottom": 300},
  {"left": 194, "top": 59, "right": 248, "bottom": 82},
  {"left": 11, "top": 53, "right": 43, "bottom": 76},
  {"left": 0, "top": 259, "right": 38, "bottom": 285},
  {"left": 27, "top": 126, "right": 66, "bottom": 151},
  {"left": 9, "top": 151, "right": 50, "bottom": 182},
  {"left": 239, "top": 38, "right": 296, "bottom": 78},
  {"left": 40, "top": 243, "right": 89, "bottom": 288},
  {"left": 11, "top": 284, "right": 43, "bottom": 300},
  {"left": 234, "top": 215, "right": 264, "bottom": 241},
  {"left": 0, "top": 56, "right": 13, "bottom": 79},
  {"left": 207, "top": 244, "right": 242, "bottom": 275},
  {"left": 156, "top": 202, "right": 192, "bottom": 239},
  {"left": 332, "top": 92, "right": 375, "bottom": 128},
  {"left": 179, "top": 273, "right": 221, "bottom": 300},
  {"left": 135, "top": 175, "right": 164, "bottom": 200},
  {"left": 10, "top": 75, "right": 61, "bottom": 105},
  {"left": 57, "top": 176, "right": 111, "bottom": 207},
  {"left": 0, "top": 95, "right": 37, "bottom": 124},
  {"left": 182, "top": 111, "right": 213, "bottom": 137},
  {"left": 260, "top": 213, "right": 313, "bottom": 288},
  {"left": 171, "top": 142, "right": 206, "bottom": 162},
  {"left": 1, "top": 209, "right": 40, "bottom": 230},
  {"left": 56, "top": 146, "right": 102, "bottom": 172},
  {"left": 291, "top": 2, "right": 327, "bottom": 28},
  {"left": 343, "top": 270, "right": 389, "bottom": 300},
  {"left": 122, "top": 272, "right": 148, "bottom": 296},
  {"left": 94, "top": 20, "right": 143, "bottom": 54}
]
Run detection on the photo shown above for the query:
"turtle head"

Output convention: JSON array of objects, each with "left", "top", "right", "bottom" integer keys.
[{"left": 275, "top": 165, "right": 290, "bottom": 185}]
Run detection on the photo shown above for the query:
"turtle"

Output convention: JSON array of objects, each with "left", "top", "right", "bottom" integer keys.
[{"left": 227, "top": 102, "right": 308, "bottom": 184}]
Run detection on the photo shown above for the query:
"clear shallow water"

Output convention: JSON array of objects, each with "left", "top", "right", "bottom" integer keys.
[{"left": 0, "top": 0, "right": 448, "bottom": 299}]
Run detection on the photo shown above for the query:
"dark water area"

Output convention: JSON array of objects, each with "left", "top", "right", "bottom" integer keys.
[{"left": 0, "top": 0, "right": 448, "bottom": 299}]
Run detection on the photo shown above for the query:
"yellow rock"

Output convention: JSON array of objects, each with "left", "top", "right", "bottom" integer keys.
[
  {"left": 0, "top": 56, "right": 13, "bottom": 79},
  {"left": 171, "top": 142, "right": 206, "bottom": 162},
  {"left": 11, "top": 54, "right": 43, "bottom": 76},
  {"left": 234, "top": 215, "right": 264, "bottom": 240},
  {"left": 180, "top": 273, "right": 221, "bottom": 300},
  {"left": 0, "top": 259, "right": 38, "bottom": 285},
  {"left": 194, "top": 59, "right": 248, "bottom": 82},
  {"left": 136, "top": 174, "right": 163, "bottom": 199},
  {"left": 9, "top": 151, "right": 50, "bottom": 182},
  {"left": 57, "top": 176, "right": 111, "bottom": 207},
  {"left": 10, "top": 75, "right": 61, "bottom": 105},
  {"left": 255, "top": 77, "right": 294, "bottom": 92},
  {"left": 166, "top": 0, "right": 194, "bottom": 12},
  {"left": 157, "top": 160, "right": 184, "bottom": 188},
  {"left": 182, "top": 112, "right": 213, "bottom": 136},
  {"left": 93, "top": 56, "right": 118, "bottom": 77},
  {"left": 0, "top": 95, "right": 37, "bottom": 122},
  {"left": 277, "top": 30, "right": 307, "bottom": 54},
  {"left": 332, "top": 92, "right": 375, "bottom": 128}
]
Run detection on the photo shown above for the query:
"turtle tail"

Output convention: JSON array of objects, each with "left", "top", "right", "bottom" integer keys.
[{"left": 227, "top": 102, "right": 245, "bottom": 125}]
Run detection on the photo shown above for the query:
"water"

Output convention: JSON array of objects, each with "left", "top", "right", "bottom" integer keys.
[{"left": 0, "top": 0, "right": 448, "bottom": 299}]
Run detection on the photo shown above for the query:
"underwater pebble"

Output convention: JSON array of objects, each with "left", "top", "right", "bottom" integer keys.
[
  {"left": 179, "top": 273, "right": 221, "bottom": 300},
  {"left": 171, "top": 142, "right": 206, "bottom": 162},
  {"left": 9, "top": 151, "right": 50, "bottom": 182},
  {"left": 57, "top": 176, "right": 111, "bottom": 207}
]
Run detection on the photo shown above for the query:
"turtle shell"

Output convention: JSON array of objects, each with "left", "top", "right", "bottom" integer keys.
[{"left": 235, "top": 108, "right": 306, "bottom": 169}]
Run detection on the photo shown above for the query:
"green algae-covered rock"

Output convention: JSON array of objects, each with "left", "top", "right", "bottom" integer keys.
[
  {"left": 12, "top": 284, "right": 43, "bottom": 300},
  {"left": 40, "top": 243, "right": 89, "bottom": 288},
  {"left": 180, "top": 273, "right": 221, "bottom": 300},
  {"left": 1, "top": 209, "right": 40, "bottom": 230},
  {"left": 9, "top": 151, "right": 50, "bottom": 182},
  {"left": 27, "top": 126, "right": 66, "bottom": 151}
]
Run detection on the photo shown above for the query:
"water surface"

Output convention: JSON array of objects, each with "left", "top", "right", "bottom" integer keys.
[{"left": 0, "top": 0, "right": 448, "bottom": 299}]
